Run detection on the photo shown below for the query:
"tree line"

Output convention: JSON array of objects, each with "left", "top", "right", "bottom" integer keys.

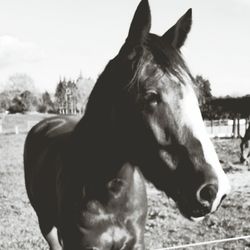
[
  {"left": 0, "top": 73, "right": 249, "bottom": 119},
  {"left": 0, "top": 73, "right": 94, "bottom": 114},
  {"left": 195, "top": 75, "right": 250, "bottom": 121}
]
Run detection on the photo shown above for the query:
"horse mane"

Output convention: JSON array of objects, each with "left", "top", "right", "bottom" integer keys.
[
  {"left": 84, "top": 59, "right": 120, "bottom": 121},
  {"left": 146, "top": 34, "right": 194, "bottom": 84},
  {"left": 80, "top": 33, "right": 195, "bottom": 129}
]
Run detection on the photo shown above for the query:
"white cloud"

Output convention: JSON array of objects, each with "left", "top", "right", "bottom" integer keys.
[
  {"left": 239, "top": 0, "right": 250, "bottom": 5},
  {"left": 232, "top": 0, "right": 250, "bottom": 7},
  {"left": 0, "top": 35, "right": 46, "bottom": 68}
]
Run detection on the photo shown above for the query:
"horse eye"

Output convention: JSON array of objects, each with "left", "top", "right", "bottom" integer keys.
[{"left": 144, "top": 91, "right": 160, "bottom": 106}]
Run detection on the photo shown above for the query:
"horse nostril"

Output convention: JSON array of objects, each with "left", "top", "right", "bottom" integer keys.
[{"left": 197, "top": 184, "right": 218, "bottom": 206}]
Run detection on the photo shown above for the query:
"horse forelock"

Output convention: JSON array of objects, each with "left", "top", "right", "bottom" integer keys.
[
  {"left": 124, "top": 34, "right": 195, "bottom": 95},
  {"left": 84, "top": 32, "right": 195, "bottom": 120}
]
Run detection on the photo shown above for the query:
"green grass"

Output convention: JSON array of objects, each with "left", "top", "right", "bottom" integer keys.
[{"left": 0, "top": 114, "right": 250, "bottom": 249}]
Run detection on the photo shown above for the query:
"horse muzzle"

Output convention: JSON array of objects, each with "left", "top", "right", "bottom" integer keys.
[{"left": 176, "top": 178, "right": 230, "bottom": 221}]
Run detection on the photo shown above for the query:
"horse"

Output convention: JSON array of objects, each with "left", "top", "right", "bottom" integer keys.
[
  {"left": 24, "top": 1, "right": 230, "bottom": 249},
  {"left": 240, "top": 124, "right": 250, "bottom": 165}
]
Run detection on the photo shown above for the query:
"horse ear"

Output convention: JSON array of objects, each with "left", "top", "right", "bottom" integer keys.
[
  {"left": 126, "top": 0, "right": 151, "bottom": 45},
  {"left": 162, "top": 8, "right": 192, "bottom": 49}
]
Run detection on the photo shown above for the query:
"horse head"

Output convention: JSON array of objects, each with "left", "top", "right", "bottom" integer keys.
[{"left": 101, "top": 0, "right": 231, "bottom": 220}]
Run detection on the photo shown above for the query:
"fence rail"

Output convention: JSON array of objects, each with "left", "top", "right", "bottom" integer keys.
[
  {"left": 0, "top": 113, "right": 51, "bottom": 135},
  {"left": 0, "top": 116, "right": 249, "bottom": 138},
  {"left": 205, "top": 119, "right": 248, "bottom": 138},
  {"left": 0, "top": 121, "right": 38, "bottom": 135}
]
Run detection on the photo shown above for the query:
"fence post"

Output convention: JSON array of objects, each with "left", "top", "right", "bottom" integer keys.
[
  {"left": 232, "top": 118, "right": 236, "bottom": 138},
  {"left": 237, "top": 117, "right": 240, "bottom": 138},
  {"left": 15, "top": 126, "right": 19, "bottom": 134},
  {"left": 218, "top": 119, "right": 221, "bottom": 136},
  {"left": 210, "top": 119, "right": 213, "bottom": 135},
  {"left": 27, "top": 121, "right": 32, "bottom": 131}
]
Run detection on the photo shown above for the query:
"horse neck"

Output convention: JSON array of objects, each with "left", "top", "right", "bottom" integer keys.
[
  {"left": 64, "top": 116, "right": 138, "bottom": 204},
  {"left": 70, "top": 104, "right": 132, "bottom": 185},
  {"left": 70, "top": 61, "right": 142, "bottom": 180}
]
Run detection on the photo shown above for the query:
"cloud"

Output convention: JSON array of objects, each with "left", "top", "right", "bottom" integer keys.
[
  {"left": 241, "top": 0, "right": 250, "bottom": 5},
  {"left": 0, "top": 35, "right": 46, "bottom": 68},
  {"left": 232, "top": 0, "right": 250, "bottom": 6}
]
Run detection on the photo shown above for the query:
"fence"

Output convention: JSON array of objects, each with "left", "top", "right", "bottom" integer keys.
[
  {"left": 0, "top": 120, "right": 38, "bottom": 135},
  {"left": 0, "top": 116, "right": 249, "bottom": 138},
  {"left": 0, "top": 113, "right": 52, "bottom": 135},
  {"left": 205, "top": 119, "right": 248, "bottom": 138}
]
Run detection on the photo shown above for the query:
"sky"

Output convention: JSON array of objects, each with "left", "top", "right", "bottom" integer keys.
[{"left": 0, "top": 0, "right": 249, "bottom": 96}]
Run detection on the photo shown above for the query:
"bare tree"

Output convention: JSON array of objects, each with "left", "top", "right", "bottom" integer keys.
[{"left": 5, "top": 73, "right": 37, "bottom": 94}]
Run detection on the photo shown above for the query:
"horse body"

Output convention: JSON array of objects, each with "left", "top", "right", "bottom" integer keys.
[
  {"left": 240, "top": 124, "right": 250, "bottom": 165},
  {"left": 25, "top": 116, "right": 147, "bottom": 249},
  {"left": 24, "top": 116, "right": 77, "bottom": 249},
  {"left": 24, "top": 1, "right": 230, "bottom": 249}
]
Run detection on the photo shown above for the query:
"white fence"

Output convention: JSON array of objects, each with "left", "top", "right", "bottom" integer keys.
[
  {"left": 205, "top": 119, "right": 248, "bottom": 138},
  {"left": 0, "top": 120, "right": 38, "bottom": 134},
  {"left": 0, "top": 113, "right": 50, "bottom": 135},
  {"left": 0, "top": 117, "right": 249, "bottom": 138}
]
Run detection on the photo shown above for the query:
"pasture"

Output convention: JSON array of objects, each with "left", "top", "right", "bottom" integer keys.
[{"left": 0, "top": 114, "right": 250, "bottom": 249}]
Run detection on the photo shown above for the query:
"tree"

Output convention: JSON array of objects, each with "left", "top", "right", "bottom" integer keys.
[
  {"left": 0, "top": 92, "right": 12, "bottom": 112},
  {"left": 7, "top": 90, "right": 38, "bottom": 113},
  {"left": 54, "top": 78, "right": 80, "bottom": 114},
  {"left": 0, "top": 89, "right": 21, "bottom": 111},
  {"left": 5, "top": 73, "right": 37, "bottom": 94},
  {"left": 211, "top": 95, "right": 250, "bottom": 120},
  {"left": 20, "top": 90, "right": 38, "bottom": 111},
  {"left": 195, "top": 75, "right": 212, "bottom": 105},
  {"left": 195, "top": 75, "right": 213, "bottom": 119},
  {"left": 38, "top": 91, "right": 55, "bottom": 113},
  {"left": 1, "top": 73, "right": 39, "bottom": 113},
  {"left": 54, "top": 79, "right": 66, "bottom": 111},
  {"left": 8, "top": 96, "right": 25, "bottom": 113},
  {"left": 76, "top": 76, "right": 94, "bottom": 113}
]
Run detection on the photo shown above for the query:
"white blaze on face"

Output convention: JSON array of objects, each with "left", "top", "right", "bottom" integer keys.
[{"left": 180, "top": 82, "right": 230, "bottom": 212}]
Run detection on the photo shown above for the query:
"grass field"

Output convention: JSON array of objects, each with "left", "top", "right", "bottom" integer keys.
[
  {"left": 0, "top": 114, "right": 250, "bottom": 249},
  {"left": 0, "top": 113, "right": 53, "bottom": 134}
]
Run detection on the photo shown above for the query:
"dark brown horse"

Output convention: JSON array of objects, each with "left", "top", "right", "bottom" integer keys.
[
  {"left": 24, "top": 1, "right": 230, "bottom": 249},
  {"left": 240, "top": 124, "right": 250, "bottom": 165}
]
